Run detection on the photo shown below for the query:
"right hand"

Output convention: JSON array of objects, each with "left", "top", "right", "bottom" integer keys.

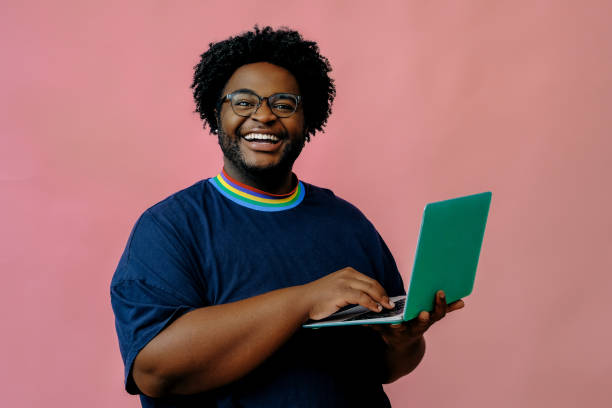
[{"left": 300, "top": 267, "right": 395, "bottom": 321}]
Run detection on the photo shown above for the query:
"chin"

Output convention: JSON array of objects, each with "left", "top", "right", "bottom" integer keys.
[
  {"left": 239, "top": 148, "right": 300, "bottom": 175},
  {"left": 219, "top": 131, "right": 303, "bottom": 178},
  {"left": 243, "top": 156, "right": 282, "bottom": 170},
  {"left": 241, "top": 160, "right": 290, "bottom": 176}
]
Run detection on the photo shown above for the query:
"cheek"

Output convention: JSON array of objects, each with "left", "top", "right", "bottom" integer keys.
[
  {"left": 286, "top": 114, "right": 306, "bottom": 135},
  {"left": 220, "top": 110, "right": 244, "bottom": 135}
]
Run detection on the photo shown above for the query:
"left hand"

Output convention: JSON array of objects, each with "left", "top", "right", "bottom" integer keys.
[{"left": 369, "top": 290, "right": 464, "bottom": 349}]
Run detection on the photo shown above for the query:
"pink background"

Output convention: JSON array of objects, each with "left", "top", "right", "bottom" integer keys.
[{"left": 2, "top": 1, "right": 611, "bottom": 406}]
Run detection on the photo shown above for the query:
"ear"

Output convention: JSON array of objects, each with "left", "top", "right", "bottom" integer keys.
[{"left": 210, "top": 108, "right": 221, "bottom": 135}]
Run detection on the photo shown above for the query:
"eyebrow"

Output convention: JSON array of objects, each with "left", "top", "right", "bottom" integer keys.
[
  {"left": 231, "top": 88, "right": 256, "bottom": 94},
  {"left": 228, "top": 89, "right": 298, "bottom": 96}
]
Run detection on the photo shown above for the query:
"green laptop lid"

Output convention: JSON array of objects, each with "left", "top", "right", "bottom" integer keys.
[{"left": 403, "top": 192, "right": 492, "bottom": 321}]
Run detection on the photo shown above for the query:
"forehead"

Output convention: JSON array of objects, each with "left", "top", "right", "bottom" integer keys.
[{"left": 223, "top": 62, "right": 300, "bottom": 95}]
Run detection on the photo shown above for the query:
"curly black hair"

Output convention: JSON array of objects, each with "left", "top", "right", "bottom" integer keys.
[{"left": 191, "top": 26, "right": 335, "bottom": 141}]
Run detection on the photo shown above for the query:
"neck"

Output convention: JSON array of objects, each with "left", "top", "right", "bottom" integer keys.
[{"left": 222, "top": 159, "right": 296, "bottom": 195}]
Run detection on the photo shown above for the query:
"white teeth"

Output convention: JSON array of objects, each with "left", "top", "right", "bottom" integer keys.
[{"left": 244, "top": 133, "right": 279, "bottom": 142}]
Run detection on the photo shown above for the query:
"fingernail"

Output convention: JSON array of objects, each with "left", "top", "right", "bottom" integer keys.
[
  {"left": 377, "top": 304, "right": 382, "bottom": 311},
  {"left": 389, "top": 300, "right": 395, "bottom": 308}
]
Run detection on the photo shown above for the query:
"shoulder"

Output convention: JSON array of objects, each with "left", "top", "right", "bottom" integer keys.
[
  {"left": 144, "top": 179, "right": 211, "bottom": 219},
  {"left": 302, "top": 181, "right": 364, "bottom": 212},
  {"left": 112, "top": 179, "right": 214, "bottom": 285},
  {"left": 301, "top": 181, "right": 375, "bottom": 228},
  {"left": 114, "top": 179, "right": 214, "bottom": 266}
]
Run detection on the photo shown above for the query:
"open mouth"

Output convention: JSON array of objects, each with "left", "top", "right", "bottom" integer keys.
[{"left": 242, "top": 133, "right": 281, "bottom": 144}]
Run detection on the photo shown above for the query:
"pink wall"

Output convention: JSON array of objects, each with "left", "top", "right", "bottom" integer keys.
[{"left": 2, "top": 1, "right": 611, "bottom": 406}]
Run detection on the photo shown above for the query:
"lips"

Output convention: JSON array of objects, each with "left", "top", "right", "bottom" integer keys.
[
  {"left": 239, "top": 131, "right": 285, "bottom": 153},
  {"left": 242, "top": 133, "right": 280, "bottom": 143}
]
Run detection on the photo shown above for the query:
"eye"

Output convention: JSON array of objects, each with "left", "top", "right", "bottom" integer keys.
[
  {"left": 272, "top": 103, "right": 295, "bottom": 112},
  {"left": 270, "top": 95, "right": 297, "bottom": 112},
  {"left": 230, "top": 92, "right": 259, "bottom": 109},
  {"left": 234, "top": 99, "right": 256, "bottom": 107}
]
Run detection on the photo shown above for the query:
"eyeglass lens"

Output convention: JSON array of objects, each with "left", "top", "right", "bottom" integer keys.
[{"left": 230, "top": 92, "right": 298, "bottom": 117}]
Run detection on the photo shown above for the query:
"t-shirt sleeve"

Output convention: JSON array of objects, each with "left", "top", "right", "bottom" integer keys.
[{"left": 110, "top": 210, "right": 207, "bottom": 394}]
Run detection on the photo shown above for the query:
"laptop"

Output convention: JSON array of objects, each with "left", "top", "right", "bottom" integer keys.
[{"left": 303, "top": 191, "right": 492, "bottom": 328}]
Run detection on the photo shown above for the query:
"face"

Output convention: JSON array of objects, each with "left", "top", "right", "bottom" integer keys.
[{"left": 217, "top": 62, "right": 306, "bottom": 179}]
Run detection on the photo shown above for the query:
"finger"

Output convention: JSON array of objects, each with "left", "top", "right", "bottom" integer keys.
[
  {"left": 431, "top": 290, "right": 447, "bottom": 322},
  {"left": 390, "top": 323, "right": 408, "bottom": 335},
  {"left": 352, "top": 275, "right": 393, "bottom": 308},
  {"left": 368, "top": 323, "right": 405, "bottom": 342},
  {"left": 409, "top": 310, "right": 431, "bottom": 336},
  {"left": 345, "top": 276, "right": 393, "bottom": 309},
  {"left": 447, "top": 299, "right": 465, "bottom": 313},
  {"left": 344, "top": 289, "right": 384, "bottom": 313},
  {"left": 339, "top": 268, "right": 393, "bottom": 308}
]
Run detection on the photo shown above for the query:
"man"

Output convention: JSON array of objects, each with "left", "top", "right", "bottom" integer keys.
[{"left": 111, "top": 26, "right": 463, "bottom": 407}]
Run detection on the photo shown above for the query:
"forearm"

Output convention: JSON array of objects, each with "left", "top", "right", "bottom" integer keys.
[
  {"left": 382, "top": 335, "right": 426, "bottom": 383},
  {"left": 133, "top": 285, "right": 310, "bottom": 397}
]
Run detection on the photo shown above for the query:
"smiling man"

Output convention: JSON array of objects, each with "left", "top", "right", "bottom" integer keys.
[
  {"left": 216, "top": 62, "right": 306, "bottom": 194},
  {"left": 111, "top": 26, "right": 463, "bottom": 408}
]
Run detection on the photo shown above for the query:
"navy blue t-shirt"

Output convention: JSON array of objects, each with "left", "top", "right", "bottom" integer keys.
[{"left": 111, "top": 177, "right": 405, "bottom": 407}]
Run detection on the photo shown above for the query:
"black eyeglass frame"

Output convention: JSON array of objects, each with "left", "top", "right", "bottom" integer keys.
[{"left": 219, "top": 90, "right": 302, "bottom": 118}]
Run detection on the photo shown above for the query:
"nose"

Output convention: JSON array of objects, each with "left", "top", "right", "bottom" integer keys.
[{"left": 250, "top": 98, "right": 276, "bottom": 123}]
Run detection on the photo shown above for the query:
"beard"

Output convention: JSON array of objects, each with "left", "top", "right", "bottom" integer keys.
[{"left": 217, "top": 126, "right": 305, "bottom": 180}]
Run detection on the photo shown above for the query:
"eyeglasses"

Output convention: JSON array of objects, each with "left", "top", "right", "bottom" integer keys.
[{"left": 220, "top": 90, "right": 301, "bottom": 118}]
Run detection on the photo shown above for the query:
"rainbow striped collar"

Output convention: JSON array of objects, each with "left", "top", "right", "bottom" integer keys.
[{"left": 209, "top": 169, "right": 305, "bottom": 212}]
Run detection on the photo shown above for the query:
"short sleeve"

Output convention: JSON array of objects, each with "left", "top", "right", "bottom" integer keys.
[{"left": 110, "top": 210, "right": 206, "bottom": 394}]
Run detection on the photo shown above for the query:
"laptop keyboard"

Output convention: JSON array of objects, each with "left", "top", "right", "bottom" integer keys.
[{"left": 344, "top": 297, "right": 406, "bottom": 321}]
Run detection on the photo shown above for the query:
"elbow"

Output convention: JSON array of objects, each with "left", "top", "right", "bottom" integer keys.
[
  {"left": 132, "top": 355, "right": 219, "bottom": 397},
  {"left": 132, "top": 349, "right": 188, "bottom": 398},
  {"left": 132, "top": 363, "right": 176, "bottom": 398}
]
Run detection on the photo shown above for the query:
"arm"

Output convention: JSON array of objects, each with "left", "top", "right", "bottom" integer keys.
[
  {"left": 381, "top": 335, "right": 426, "bottom": 383},
  {"left": 132, "top": 267, "right": 395, "bottom": 397},
  {"left": 371, "top": 290, "right": 465, "bottom": 383}
]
